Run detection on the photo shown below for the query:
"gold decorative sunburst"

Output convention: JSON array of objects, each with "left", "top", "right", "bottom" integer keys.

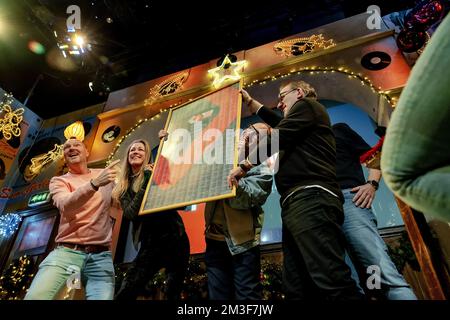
[
  {"left": 274, "top": 34, "right": 336, "bottom": 57},
  {"left": 144, "top": 71, "right": 190, "bottom": 106},
  {"left": 208, "top": 55, "right": 247, "bottom": 88},
  {"left": 0, "top": 93, "right": 25, "bottom": 140},
  {"left": 24, "top": 144, "right": 64, "bottom": 182}
]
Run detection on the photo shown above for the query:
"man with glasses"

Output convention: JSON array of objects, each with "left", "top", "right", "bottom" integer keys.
[{"left": 228, "top": 81, "right": 363, "bottom": 300}]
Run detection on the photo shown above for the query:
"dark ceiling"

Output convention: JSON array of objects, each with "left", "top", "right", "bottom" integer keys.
[{"left": 0, "top": 0, "right": 415, "bottom": 119}]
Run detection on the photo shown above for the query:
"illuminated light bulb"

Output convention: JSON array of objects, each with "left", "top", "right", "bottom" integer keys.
[
  {"left": 74, "top": 35, "right": 85, "bottom": 46},
  {"left": 64, "top": 121, "right": 85, "bottom": 141}
]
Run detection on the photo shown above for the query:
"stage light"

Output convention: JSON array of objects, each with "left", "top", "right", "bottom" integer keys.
[
  {"left": 0, "top": 18, "right": 8, "bottom": 38},
  {"left": 88, "top": 81, "right": 94, "bottom": 91},
  {"left": 74, "top": 34, "right": 84, "bottom": 46},
  {"left": 55, "top": 31, "right": 89, "bottom": 57}
]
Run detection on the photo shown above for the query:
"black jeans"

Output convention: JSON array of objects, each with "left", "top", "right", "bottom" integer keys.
[
  {"left": 281, "top": 188, "right": 363, "bottom": 300},
  {"left": 205, "top": 238, "right": 261, "bottom": 300},
  {"left": 115, "top": 218, "right": 190, "bottom": 300}
]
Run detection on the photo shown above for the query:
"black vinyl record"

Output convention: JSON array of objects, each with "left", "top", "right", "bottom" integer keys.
[
  {"left": 361, "top": 51, "right": 391, "bottom": 70},
  {"left": 102, "top": 125, "right": 121, "bottom": 143}
]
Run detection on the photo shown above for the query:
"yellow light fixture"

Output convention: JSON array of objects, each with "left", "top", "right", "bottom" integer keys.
[
  {"left": 64, "top": 121, "right": 85, "bottom": 141},
  {"left": 274, "top": 34, "right": 336, "bottom": 57},
  {"left": 208, "top": 54, "right": 247, "bottom": 88},
  {"left": 24, "top": 144, "right": 64, "bottom": 182},
  {"left": 0, "top": 93, "right": 25, "bottom": 140},
  {"left": 144, "top": 71, "right": 190, "bottom": 106}
]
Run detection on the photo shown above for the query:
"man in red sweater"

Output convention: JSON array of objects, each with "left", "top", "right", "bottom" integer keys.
[{"left": 25, "top": 138, "right": 119, "bottom": 300}]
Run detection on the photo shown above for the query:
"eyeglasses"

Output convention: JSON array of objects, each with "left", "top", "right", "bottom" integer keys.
[{"left": 278, "top": 88, "right": 298, "bottom": 101}]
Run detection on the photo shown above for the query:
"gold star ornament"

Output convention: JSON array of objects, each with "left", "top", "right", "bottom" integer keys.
[{"left": 208, "top": 54, "right": 247, "bottom": 88}]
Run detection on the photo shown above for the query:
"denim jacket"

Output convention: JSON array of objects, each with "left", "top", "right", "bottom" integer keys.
[{"left": 205, "top": 163, "right": 273, "bottom": 255}]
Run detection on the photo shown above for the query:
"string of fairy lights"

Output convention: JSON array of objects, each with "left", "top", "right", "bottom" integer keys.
[
  {"left": 0, "top": 213, "right": 22, "bottom": 238},
  {"left": 244, "top": 66, "right": 398, "bottom": 107},
  {"left": 0, "top": 255, "right": 33, "bottom": 300}
]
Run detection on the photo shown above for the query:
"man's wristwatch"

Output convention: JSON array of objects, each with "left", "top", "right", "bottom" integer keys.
[
  {"left": 90, "top": 179, "right": 99, "bottom": 191},
  {"left": 367, "top": 180, "right": 379, "bottom": 190}
]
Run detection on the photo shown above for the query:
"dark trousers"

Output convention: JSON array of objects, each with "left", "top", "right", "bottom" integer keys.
[
  {"left": 115, "top": 229, "right": 190, "bottom": 300},
  {"left": 205, "top": 238, "right": 262, "bottom": 300},
  {"left": 281, "top": 188, "right": 363, "bottom": 300}
]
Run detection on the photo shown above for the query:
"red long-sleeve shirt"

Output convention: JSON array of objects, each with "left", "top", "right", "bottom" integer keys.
[{"left": 49, "top": 169, "right": 114, "bottom": 246}]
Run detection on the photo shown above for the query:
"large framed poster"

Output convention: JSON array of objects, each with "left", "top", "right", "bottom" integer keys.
[{"left": 140, "top": 81, "right": 242, "bottom": 215}]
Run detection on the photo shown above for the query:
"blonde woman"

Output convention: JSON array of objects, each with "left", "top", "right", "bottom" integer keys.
[{"left": 113, "top": 137, "right": 190, "bottom": 300}]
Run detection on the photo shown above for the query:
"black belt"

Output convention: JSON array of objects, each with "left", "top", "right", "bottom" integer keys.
[{"left": 59, "top": 242, "right": 110, "bottom": 254}]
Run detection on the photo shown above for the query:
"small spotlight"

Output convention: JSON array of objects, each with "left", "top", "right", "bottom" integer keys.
[
  {"left": 88, "top": 82, "right": 94, "bottom": 91},
  {"left": 106, "top": 17, "right": 113, "bottom": 24},
  {"left": 74, "top": 35, "right": 85, "bottom": 46}
]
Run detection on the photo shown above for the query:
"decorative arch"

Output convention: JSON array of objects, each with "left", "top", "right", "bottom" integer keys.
[{"left": 244, "top": 67, "right": 395, "bottom": 128}]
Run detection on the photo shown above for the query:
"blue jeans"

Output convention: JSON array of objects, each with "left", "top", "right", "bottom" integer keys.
[
  {"left": 24, "top": 246, "right": 115, "bottom": 300},
  {"left": 205, "top": 238, "right": 261, "bottom": 300},
  {"left": 341, "top": 189, "right": 417, "bottom": 300}
]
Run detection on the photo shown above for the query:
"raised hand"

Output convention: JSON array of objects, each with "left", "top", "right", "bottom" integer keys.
[
  {"left": 227, "top": 167, "right": 247, "bottom": 189},
  {"left": 92, "top": 159, "right": 120, "bottom": 187},
  {"left": 240, "top": 89, "right": 252, "bottom": 105},
  {"left": 159, "top": 129, "right": 168, "bottom": 141},
  {"left": 240, "top": 89, "right": 262, "bottom": 113}
]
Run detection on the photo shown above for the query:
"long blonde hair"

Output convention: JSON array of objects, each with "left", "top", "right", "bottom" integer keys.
[{"left": 112, "top": 139, "right": 151, "bottom": 203}]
